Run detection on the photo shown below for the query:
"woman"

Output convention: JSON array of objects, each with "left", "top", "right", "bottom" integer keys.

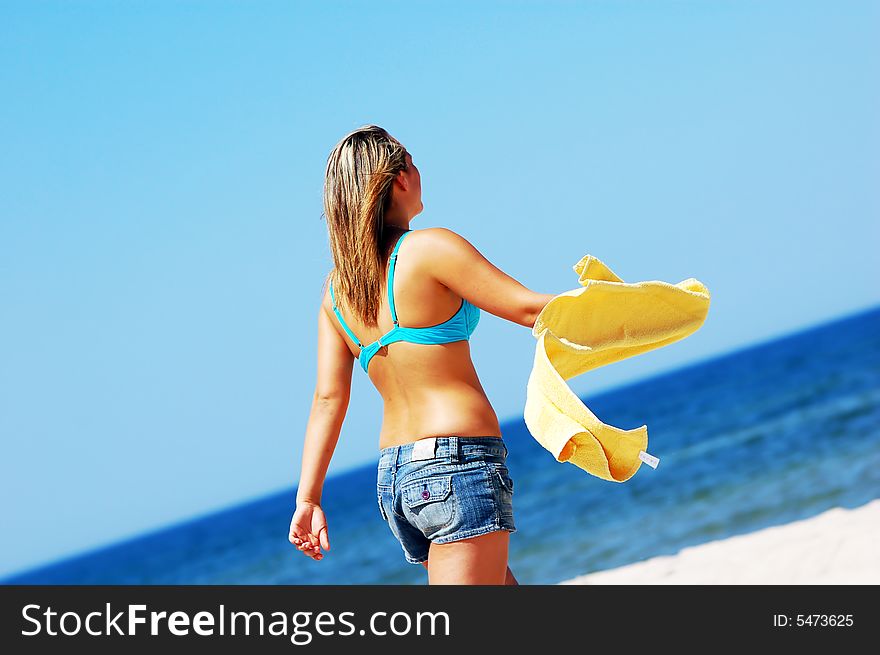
[{"left": 289, "top": 125, "right": 556, "bottom": 585}]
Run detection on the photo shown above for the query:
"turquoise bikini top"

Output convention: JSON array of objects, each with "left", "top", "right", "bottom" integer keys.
[{"left": 329, "top": 230, "right": 480, "bottom": 373}]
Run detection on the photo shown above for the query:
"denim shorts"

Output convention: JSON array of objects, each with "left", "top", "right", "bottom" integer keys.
[{"left": 376, "top": 435, "right": 516, "bottom": 565}]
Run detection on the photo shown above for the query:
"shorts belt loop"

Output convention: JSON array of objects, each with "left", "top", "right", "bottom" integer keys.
[{"left": 450, "top": 436, "right": 460, "bottom": 463}]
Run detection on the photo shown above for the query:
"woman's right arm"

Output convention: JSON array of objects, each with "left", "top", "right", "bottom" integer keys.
[{"left": 419, "top": 227, "right": 556, "bottom": 328}]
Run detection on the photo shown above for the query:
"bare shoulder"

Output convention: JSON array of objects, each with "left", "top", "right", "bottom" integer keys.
[
  {"left": 406, "top": 226, "right": 548, "bottom": 328},
  {"left": 319, "top": 273, "right": 335, "bottom": 317},
  {"left": 405, "top": 227, "right": 477, "bottom": 264},
  {"left": 408, "top": 226, "right": 468, "bottom": 248}
]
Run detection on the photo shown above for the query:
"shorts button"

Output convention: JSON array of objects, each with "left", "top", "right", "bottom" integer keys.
[{"left": 421, "top": 489, "right": 431, "bottom": 500}]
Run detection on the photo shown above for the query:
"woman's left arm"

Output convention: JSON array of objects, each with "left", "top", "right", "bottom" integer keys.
[{"left": 289, "top": 294, "right": 354, "bottom": 560}]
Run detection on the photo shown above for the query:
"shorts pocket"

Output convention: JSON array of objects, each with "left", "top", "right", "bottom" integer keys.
[
  {"left": 400, "top": 475, "right": 454, "bottom": 534},
  {"left": 492, "top": 464, "right": 514, "bottom": 494},
  {"left": 377, "top": 492, "right": 389, "bottom": 522},
  {"left": 488, "top": 463, "right": 516, "bottom": 531}
]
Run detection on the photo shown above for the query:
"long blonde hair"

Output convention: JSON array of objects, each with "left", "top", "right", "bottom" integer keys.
[{"left": 322, "top": 125, "right": 409, "bottom": 328}]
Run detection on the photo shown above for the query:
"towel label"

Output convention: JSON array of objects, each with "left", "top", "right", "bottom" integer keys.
[
  {"left": 639, "top": 450, "right": 660, "bottom": 469},
  {"left": 412, "top": 438, "right": 437, "bottom": 461}
]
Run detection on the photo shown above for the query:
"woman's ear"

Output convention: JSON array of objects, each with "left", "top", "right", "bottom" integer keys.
[{"left": 394, "top": 168, "right": 409, "bottom": 191}]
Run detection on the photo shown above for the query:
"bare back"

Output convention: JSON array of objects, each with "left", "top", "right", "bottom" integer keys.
[{"left": 322, "top": 228, "right": 503, "bottom": 448}]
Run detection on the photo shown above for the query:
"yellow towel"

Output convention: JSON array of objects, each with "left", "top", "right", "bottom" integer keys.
[{"left": 524, "top": 253, "right": 711, "bottom": 482}]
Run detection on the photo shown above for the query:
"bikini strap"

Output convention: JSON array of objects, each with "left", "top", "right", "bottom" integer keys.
[
  {"left": 329, "top": 280, "right": 363, "bottom": 349},
  {"left": 387, "top": 230, "right": 411, "bottom": 326}
]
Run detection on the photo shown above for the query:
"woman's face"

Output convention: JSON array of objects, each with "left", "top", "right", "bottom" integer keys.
[{"left": 402, "top": 151, "right": 423, "bottom": 215}]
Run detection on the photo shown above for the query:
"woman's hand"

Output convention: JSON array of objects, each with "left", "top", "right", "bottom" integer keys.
[{"left": 288, "top": 500, "right": 330, "bottom": 561}]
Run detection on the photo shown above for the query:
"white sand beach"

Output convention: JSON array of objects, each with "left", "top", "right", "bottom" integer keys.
[{"left": 559, "top": 499, "right": 880, "bottom": 585}]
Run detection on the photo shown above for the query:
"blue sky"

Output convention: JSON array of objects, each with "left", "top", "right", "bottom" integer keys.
[{"left": 1, "top": 0, "right": 877, "bottom": 578}]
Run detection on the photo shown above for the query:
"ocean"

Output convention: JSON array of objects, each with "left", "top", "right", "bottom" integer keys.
[{"left": 5, "top": 306, "right": 879, "bottom": 585}]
